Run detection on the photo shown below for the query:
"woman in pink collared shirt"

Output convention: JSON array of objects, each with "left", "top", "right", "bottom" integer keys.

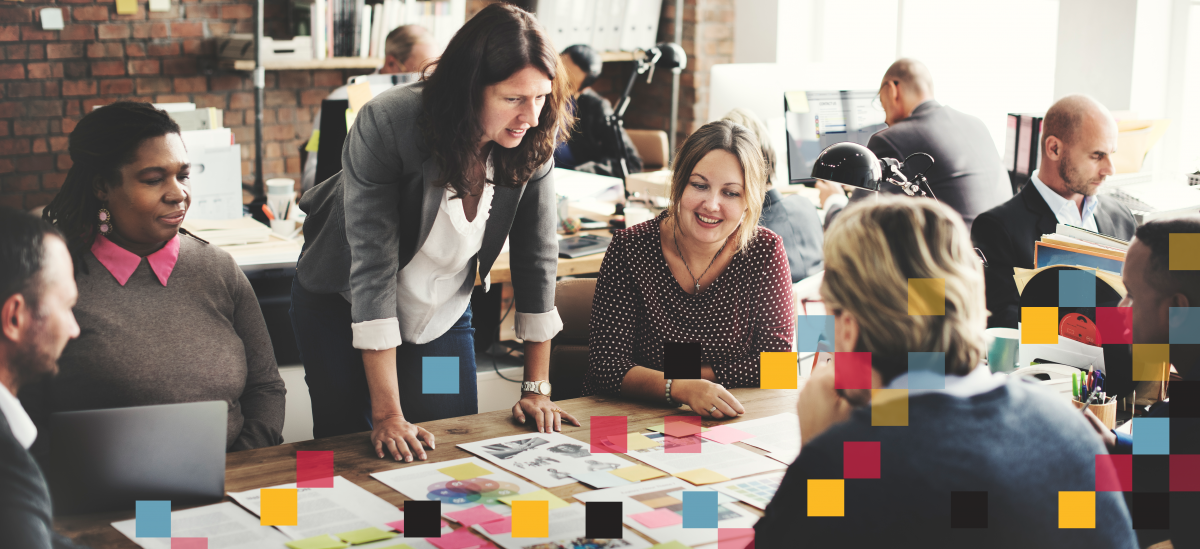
[{"left": 31, "top": 102, "right": 286, "bottom": 451}]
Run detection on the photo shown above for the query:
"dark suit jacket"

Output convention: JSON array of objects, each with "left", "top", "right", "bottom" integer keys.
[
  {"left": 556, "top": 89, "right": 642, "bottom": 176},
  {"left": 0, "top": 407, "right": 88, "bottom": 549},
  {"left": 759, "top": 188, "right": 823, "bottom": 282},
  {"left": 971, "top": 182, "right": 1136, "bottom": 328}
]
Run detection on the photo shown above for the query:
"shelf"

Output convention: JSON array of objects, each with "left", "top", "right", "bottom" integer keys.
[{"left": 219, "top": 57, "right": 383, "bottom": 72}]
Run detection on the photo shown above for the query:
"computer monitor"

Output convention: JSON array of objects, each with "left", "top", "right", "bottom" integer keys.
[{"left": 785, "top": 90, "right": 887, "bottom": 186}]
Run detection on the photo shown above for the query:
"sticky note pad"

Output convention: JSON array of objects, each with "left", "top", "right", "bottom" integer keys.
[
  {"left": 336, "top": 527, "right": 396, "bottom": 544},
  {"left": 1096, "top": 454, "right": 1133, "bottom": 492},
  {"left": 624, "top": 432, "right": 660, "bottom": 450},
  {"left": 422, "top": 356, "right": 459, "bottom": 394},
  {"left": 1170, "top": 307, "right": 1200, "bottom": 344},
  {"left": 834, "top": 352, "right": 872, "bottom": 390},
  {"left": 807, "top": 479, "right": 844, "bottom": 517},
  {"left": 261, "top": 489, "right": 299, "bottom": 526},
  {"left": 498, "top": 489, "right": 569, "bottom": 510},
  {"left": 427, "top": 528, "right": 486, "bottom": 549},
  {"left": 796, "top": 315, "right": 835, "bottom": 352},
  {"left": 698, "top": 425, "right": 752, "bottom": 444},
  {"left": 297, "top": 450, "right": 334, "bottom": 488},
  {"left": 1021, "top": 307, "right": 1058, "bottom": 344},
  {"left": 718, "top": 528, "right": 755, "bottom": 549},
  {"left": 148, "top": 0, "right": 170, "bottom": 13},
  {"left": 843, "top": 441, "right": 881, "bottom": 479},
  {"left": 650, "top": 542, "right": 692, "bottom": 549},
  {"left": 675, "top": 468, "right": 731, "bottom": 485},
  {"left": 760, "top": 351, "right": 798, "bottom": 389},
  {"left": 401, "top": 500, "right": 442, "bottom": 538},
  {"left": 907, "top": 352, "right": 946, "bottom": 390},
  {"left": 591, "top": 416, "right": 628, "bottom": 453},
  {"left": 437, "top": 462, "right": 492, "bottom": 481},
  {"left": 1132, "top": 344, "right": 1171, "bottom": 381},
  {"left": 286, "top": 535, "right": 349, "bottom": 549},
  {"left": 346, "top": 81, "right": 372, "bottom": 112},
  {"left": 171, "top": 539, "right": 207, "bottom": 549},
  {"left": 115, "top": 0, "right": 138, "bottom": 15},
  {"left": 481, "top": 516, "right": 513, "bottom": 534},
  {"left": 871, "top": 389, "right": 908, "bottom": 427},
  {"left": 664, "top": 341, "right": 702, "bottom": 379},
  {"left": 612, "top": 465, "right": 667, "bottom": 482},
  {"left": 305, "top": 130, "right": 321, "bottom": 152},
  {"left": 572, "top": 471, "right": 634, "bottom": 489},
  {"left": 631, "top": 508, "right": 683, "bottom": 529},
  {"left": 665, "top": 416, "right": 702, "bottom": 438},
  {"left": 1058, "top": 491, "right": 1096, "bottom": 528},
  {"left": 1096, "top": 307, "right": 1132, "bottom": 345},
  {"left": 681, "top": 491, "right": 718, "bottom": 528},
  {"left": 585, "top": 501, "right": 623, "bottom": 538},
  {"left": 445, "top": 505, "right": 505, "bottom": 527},
  {"left": 135, "top": 500, "right": 171, "bottom": 538},
  {"left": 385, "top": 518, "right": 448, "bottom": 534},
  {"left": 908, "top": 278, "right": 945, "bottom": 315},
  {"left": 345, "top": 109, "right": 356, "bottom": 131},
  {"left": 512, "top": 500, "right": 549, "bottom": 538},
  {"left": 1059, "top": 270, "right": 1096, "bottom": 307},
  {"left": 1132, "top": 418, "right": 1170, "bottom": 455},
  {"left": 1170, "top": 233, "right": 1200, "bottom": 270},
  {"left": 647, "top": 422, "right": 709, "bottom": 434}
]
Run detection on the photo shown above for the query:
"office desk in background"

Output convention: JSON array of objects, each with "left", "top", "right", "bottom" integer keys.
[{"left": 55, "top": 387, "right": 800, "bottom": 548}]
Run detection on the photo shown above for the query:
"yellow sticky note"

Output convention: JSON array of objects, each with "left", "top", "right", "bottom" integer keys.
[
  {"left": 674, "top": 468, "right": 730, "bottom": 485},
  {"left": 346, "top": 81, "right": 372, "bottom": 113},
  {"left": 806, "top": 479, "right": 844, "bottom": 517},
  {"left": 261, "top": 488, "right": 298, "bottom": 526},
  {"left": 498, "top": 489, "right": 569, "bottom": 510},
  {"left": 1021, "top": 307, "right": 1059, "bottom": 344},
  {"left": 760, "top": 352, "right": 798, "bottom": 389},
  {"left": 623, "top": 433, "right": 660, "bottom": 450},
  {"left": 1058, "top": 491, "right": 1095, "bottom": 528},
  {"left": 784, "top": 90, "right": 809, "bottom": 113},
  {"left": 871, "top": 389, "right": 908, "bottom": 427},
  {"left": 115, "top": 0, "right": 138, "bottom": 15},
  {"left": 336, "top": 527, "right": 395, "bottom": 545},
  {"left": 511, "top": 500, "right": 549, "bottom": 538},
  {"left": 1132, "top": 344, "right": 1171, "bottom": 381},
  {"left": 908, "top": 278, "right": 945, "bottom": 315},
  {"left": 285, "top": 535, "right": 348, "bottom": 549},
  {"left": 437, "top": 462, "right": 493, "bottom": 481},
  {"left": 345, "top": 109, "right": 356, "bottom": 131},
  {"left": 1170, "top": 233, "right": 1200, "bottom": 270},
  {"left": 305, "top": 130, "right": 320, "bottom": 153},
  {"left": 612, "top": 465, "right": 667, "bottom": 483}
]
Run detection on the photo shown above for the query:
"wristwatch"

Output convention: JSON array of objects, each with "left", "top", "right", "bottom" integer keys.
[{"left": 521, "top": 380, "right": 552, "bottom": 397}]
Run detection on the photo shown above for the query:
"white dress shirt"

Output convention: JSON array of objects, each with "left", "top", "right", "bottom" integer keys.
[
  {"left": 1029, "top": 172, "right": 1099, "bottom": 232},
  {"left": 0, "top": 382, "right": 37, "bottom": 450}
]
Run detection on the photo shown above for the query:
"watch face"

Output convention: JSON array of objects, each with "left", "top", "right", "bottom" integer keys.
[{"left": 538, "top": 381, "right": 551, "bottom": 395}]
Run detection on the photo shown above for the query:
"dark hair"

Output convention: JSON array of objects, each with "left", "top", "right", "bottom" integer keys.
[
  {"left": 384, "top": 24, "right": 432, "bottom": 70},
  {"left": 0, "top": 206, "right": 64, "bottom": 315},
  {"left": 42, "top": 101, "right": 181, "bottom": 266},
  {"left": 418, "top": 3, "right": 573, "bottom": 197},
  {"left": 562, "top": 44, "right": 603, "bottom": 90},
  {"left": 1134, "top": 215, "right": 1200, "bottom": 304}
]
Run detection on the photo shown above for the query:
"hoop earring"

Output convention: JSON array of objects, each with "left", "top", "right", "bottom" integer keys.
[{"left": 97, "top": 208, "right": 113, "bottom": 237}]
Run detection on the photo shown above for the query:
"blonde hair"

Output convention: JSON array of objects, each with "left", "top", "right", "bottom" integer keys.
[
  {"left": 820, "top": 197, "right": 986, "bottom": 382},
  {"left": 720, "top": 108, "right": 776, "bottom": 186},
  {"left": 667, "top": 120, "right": 767, "bottom": 253}
]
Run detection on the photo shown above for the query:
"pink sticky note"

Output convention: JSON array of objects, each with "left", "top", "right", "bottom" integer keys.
[
  {"left": 386, "top": 519, "right": 449, "bottom": 533},
  {"left": 629, "top": 508, "right": 683, "bottom": 529},
  {"left": 171, "top": 539, "right": 208, "bottom": 549},
  {"left": 427, "top": 527, "right": 489, "bottom": 549},
  {"left": 445, "top": 505, "right": 505, "bottom": 527},
  {"left": 698, "top": 425, "right": 753, "bottom": 444},
  {"left": 480, "top": 516, "right": 513, "bottom": 534},
  {"left": 718, "top": 528, "right": 755, "bottom": 549}
]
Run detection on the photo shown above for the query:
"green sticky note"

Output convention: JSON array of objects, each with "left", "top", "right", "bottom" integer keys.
[
  {"left": 345, "top": 108, "right": 355, "bottom": 131},
  {"left": 645, "top": 423, "right": 710, "bottom": 434},
  {"left": 305, "top": 130, "right": 320, "bottom": 152},
  {"left": 437, "top": 462, "right": 493, "bottom": 481},
  {"left": 376, "top": 546, "right": 417, "bottom": 549},
  {"left": 285, "top": 535, "right": 349, "bottom": 549},
  {"left": 336, "top": 527, "right": 396, "bottom": 545},
  {"left": 650, "top": 542, "right": 693, "bottom": 549},
  {"left": 497, "top": 488, "right": 569, "bottom": 510}
]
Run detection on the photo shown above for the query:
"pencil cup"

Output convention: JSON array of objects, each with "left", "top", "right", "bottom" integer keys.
[{"left": 1073, "top": 397, "right": 1116, "bottom": 430}]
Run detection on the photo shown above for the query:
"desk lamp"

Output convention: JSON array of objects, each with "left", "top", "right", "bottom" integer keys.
[
  {"left": 610, "top": 42, "right": 687, "bottom": 183},
  {"left": 811, "top": 142, "right": 938, "bottom": 200}
]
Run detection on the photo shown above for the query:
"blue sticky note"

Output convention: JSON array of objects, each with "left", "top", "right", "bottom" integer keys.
[
  {"left": 1132, "top": 418, "right": 1170, "bottom": 455},
  {"left": 907, "top": 352, "right": 946, "bottom": 390},
  {"left": 796, "top": 315, "right": 835, "bottom": 353},
  {"left": 681, "top": 491, "right": 718, "bottom": 528},
  {"left": 422, "top": 356, "right": 459, "bottom": 394},
  {"left": 1058, "top": 270, "right": 1096, "bottom": 307},
  {"left": 1170, "top": 307, "right": 1200, "bottom": 344},
  {"left": 135, "top": 500, "right": 171, "bottom": 538}
]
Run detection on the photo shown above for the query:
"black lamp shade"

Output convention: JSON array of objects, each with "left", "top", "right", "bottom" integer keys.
[
  {"left": 811, "top": 142, "right": 882, "bottom": 191},
  {"left": 655, "top": 42, "right": 687, "bottom": 71}
]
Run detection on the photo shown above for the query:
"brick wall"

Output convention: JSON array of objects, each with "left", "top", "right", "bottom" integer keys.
[{"left": 0, "top": 0, "right": 371, "bottom": 210}]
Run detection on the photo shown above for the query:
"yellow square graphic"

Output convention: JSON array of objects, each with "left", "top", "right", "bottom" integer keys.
[
  {"left": 908, "top": 278, "right": 946, "bottom": 315},
  {"left": 261, "top": 488, "right": 298, "bottom": 526},
  {"left": 760, "top": 352, "right": 799, "bottom": 389},
  {"left": 1058, "top": 491, "right": 1095, "bottom": 529},
  {"left": 1132, "top": 344, "right": 1171, "bottom": 381},
  {"left": 1170, "top": 234, "right": 1200, "bottom": 270},
  {"left": 807, "top": 479, "right": 845, "bottom": 517},
  {"left": 871, "top": 389, "right": 908, "bottom": 426},
  {"left": 1021, "top": 307, "right": 1059, "bottom": 344},
  {"left": 512, "top": 500, "right": 549, "bottom": 538}
]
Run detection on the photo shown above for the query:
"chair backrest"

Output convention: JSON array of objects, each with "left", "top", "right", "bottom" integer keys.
[
  {"left": 626, "top": 129, "right": 670, "bottom": 171},
  {"left": 549, "top": 278, "right": 598, "bottom": 401}
]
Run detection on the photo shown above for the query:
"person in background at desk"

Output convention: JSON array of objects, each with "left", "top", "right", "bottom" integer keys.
[
  {"left": 300, "top": 24, "right": 441, "bottom": 192},
  {"left": 818, "top": 58, "right": 1010, "bottom": 232},
  {"left": 29, "top": 102, "right": 286, "bottom": 452},
  {"left": 553, "top": 44, "right": 643, "bottom": 176},
  {"left": 972, "top": 94, "right": 1136, "bottom": 328},
  {"left": 1083, "top": 215, "right": 1200, "bottom": 548},
  {"left": 581, "top": 120, "right": 796, "bottom": 417},
  {"left": 755, "top": 197, "right": 1136, "bottom": 548},
  {"left": 292, "top": 4, "right": 578, "bottom": 463},
  {"left": 721, "top": 107, "right": 824, "bottom": 282},
  {"left": 0, "top": 209, "right": 89, "bottom": 549}
]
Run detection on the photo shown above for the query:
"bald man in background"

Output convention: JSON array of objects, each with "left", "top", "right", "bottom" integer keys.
[
  {"left": 971, "top": 94, "right": 1136, "bottom": 328},
  {"left": 821, "top": 59, "right": 1010, "bottom": 231}
]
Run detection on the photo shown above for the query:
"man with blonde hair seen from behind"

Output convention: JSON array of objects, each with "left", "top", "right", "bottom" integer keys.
[{"left": 971, "top": 94, "right": 1136, "bottom": 328}]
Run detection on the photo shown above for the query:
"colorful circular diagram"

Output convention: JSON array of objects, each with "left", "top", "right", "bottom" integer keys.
[{"left": 426, "top": 477, "right": 521, "bottom": 506}]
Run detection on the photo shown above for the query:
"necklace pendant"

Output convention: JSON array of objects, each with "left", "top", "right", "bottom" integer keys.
[{"left": 694, "top": 283, "right": 700, "bottom": 293}]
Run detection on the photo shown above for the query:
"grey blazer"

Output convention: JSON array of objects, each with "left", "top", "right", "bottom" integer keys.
[{"left": 296, "top": 81, "right": 559, "bottom": 326}]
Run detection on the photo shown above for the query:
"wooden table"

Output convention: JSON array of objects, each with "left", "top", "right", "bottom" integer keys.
[{"left": 57, "top": 387, "right": 800, "bottom": 548}]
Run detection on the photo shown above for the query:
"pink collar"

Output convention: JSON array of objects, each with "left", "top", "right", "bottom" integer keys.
[{"left": 91, "top": 234, "right": 181, "bottom": 287}]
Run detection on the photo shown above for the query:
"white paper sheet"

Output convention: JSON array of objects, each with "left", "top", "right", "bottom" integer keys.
[
  {"left": 111, "top": 502, "right": 291, "bottom": 549},
  {"left": 457, "top": 433, "right": 633, "bottom": 488},
  {"left": 371, "top": 457, "right": 541, "bottom": 519},
  {"left": 471, "top": 503, "right": 652, "bottom": 549},
  {"left": 572, "top": 477, "right": 758, "bottom": 547},
  {"left": 727, "top": 413, "right": 802, "bottom": 464},
  {"left": 710, "top": 471, "right": 786, "bottom": 510},
  {"left": 624, "top": 433, "right": 785, "bottom": 480},
  {"left": 227, "top": 476, "right": 403, "bottom": 540}
]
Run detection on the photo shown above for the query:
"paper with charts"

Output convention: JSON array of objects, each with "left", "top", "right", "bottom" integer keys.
[
  {"left": 710, "top": 470, "right": 786, "bottom": 510},
  {"left": 227, "top": 475, "right": 403, "bottom": 540},
  {"left": 572, "top": 476, "right": 758, "bottom": 547},
  {"left": 472, "top": 502, "right": 652, "bottom": 549},
  {"left": 457, "top": 432, "right": 632, "bottom": 487},
  {"left": 624, "top": 432, "right": 785, "bottom": 479},
  {"left": 371, "top": 457, "right": 541, "bottom": 519},
  {"left": 725, "top": 413, "right": 802, "bottom": 464},
  {"left": 111, "top": 502, "right": 291, "bottom": 549}
]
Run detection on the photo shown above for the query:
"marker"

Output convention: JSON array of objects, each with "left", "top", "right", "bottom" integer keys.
[{"left": 262, "top": 203, "right": 276, "bottom": 221}]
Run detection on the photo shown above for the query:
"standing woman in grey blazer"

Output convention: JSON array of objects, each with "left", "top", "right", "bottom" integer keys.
[{"left": 291, "top": 3, "right": 579, "bottom": 462}]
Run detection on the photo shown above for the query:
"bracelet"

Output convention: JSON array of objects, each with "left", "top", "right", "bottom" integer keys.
[{"left": 665, "top": 378, "right": 681, "bottom": 408}]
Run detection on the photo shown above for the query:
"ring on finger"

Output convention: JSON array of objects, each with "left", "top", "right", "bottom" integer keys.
[{"left": 708, "top": 405, "right": 718, "bottom": 414}]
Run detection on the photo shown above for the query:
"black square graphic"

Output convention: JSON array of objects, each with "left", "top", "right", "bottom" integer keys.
[
  {"left": 663, "top": 342, "right": 702, "bottom": 379},
  {"left": 1132, "top": 492, "right": 1170, "bottom": 530},
  {"left": 403, "top": 500, "right": 441, "bottom": 538},
  {"left": 1133, "top": 455, "right": 1170, "bottom": 493},
  {"left": 585, "top": 501, "right": 623, "bottom": 539},
  {"left": 949, "top": 491, "right": 988, "bottom": 529},
  {"left": 1171, "top": 380, "right": 1200, "bottom": 418}
]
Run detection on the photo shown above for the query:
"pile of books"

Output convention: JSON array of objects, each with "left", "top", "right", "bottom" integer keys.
[
  {"left": 309, "top": 0, "right": 465, "bottom": 61},
  {"left": 1035, "top": 224, "right": 1128, "bottom": 274}
]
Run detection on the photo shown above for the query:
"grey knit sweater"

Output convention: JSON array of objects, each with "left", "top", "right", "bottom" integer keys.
[{"left": 42, "top": 235, "right": 286, "bottom": 451}]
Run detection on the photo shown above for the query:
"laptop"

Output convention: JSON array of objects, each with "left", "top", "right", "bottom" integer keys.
[{"left": 46, "top": 401, "right": 227, "bottom": 514}]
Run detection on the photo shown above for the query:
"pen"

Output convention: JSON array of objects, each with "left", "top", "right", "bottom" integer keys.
[
  {"left": 1080, "top": 385, "right": 1101, "bottom": 414},
  {"left": 262, "top": 204, "right": 276, "bottom": 221}
]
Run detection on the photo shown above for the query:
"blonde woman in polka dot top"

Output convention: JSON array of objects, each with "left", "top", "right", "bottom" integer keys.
[{"left": 581, "top": 120, "right": 796, "bottom": 418}]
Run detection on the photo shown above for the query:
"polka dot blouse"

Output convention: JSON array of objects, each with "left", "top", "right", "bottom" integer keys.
[{"left": 581, "top": 211, "right": 797, "bottom": 396}]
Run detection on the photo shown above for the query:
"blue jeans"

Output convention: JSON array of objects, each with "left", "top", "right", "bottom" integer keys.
[{"left": 289, "top": 278, "right": 479, "bottom": 439}]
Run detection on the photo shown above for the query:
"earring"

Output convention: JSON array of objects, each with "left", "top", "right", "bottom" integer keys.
[{"left": 97, "top": 208, "right": 113, "bottom": 237}]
